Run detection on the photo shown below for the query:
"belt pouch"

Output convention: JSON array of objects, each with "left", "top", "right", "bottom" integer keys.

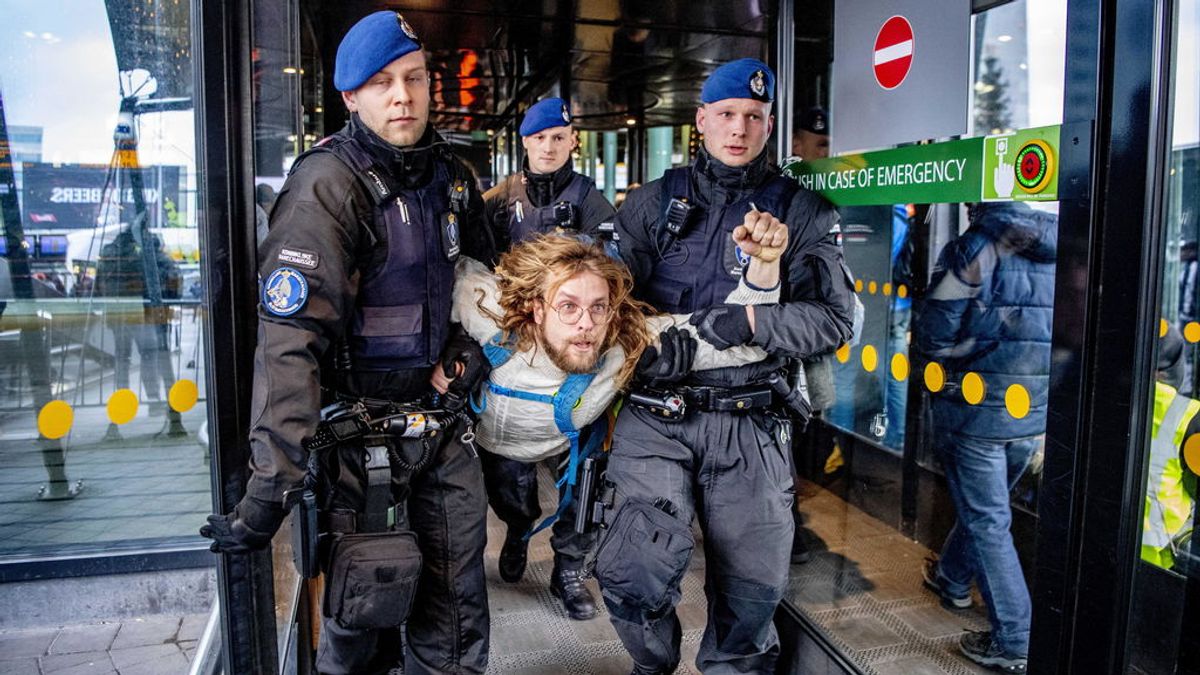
[{"left": 324, "top": 530, "right": 422, "bottom": 630}]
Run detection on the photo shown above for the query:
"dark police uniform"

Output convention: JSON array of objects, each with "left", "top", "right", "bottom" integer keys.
[
  {"left": 202, "top": 12, "right": 494, "bottom": 673},
  {"left": 478, "top": 100, "right": 616, "bottom": 597},
  {"left": 248, "top": 114, "right": 494, "bottom": 675},
  {"left": 483, "top": 161, "right": 615, "bottom": 254},
  {"left": 593, "top": 59, "right": 856, "bottom": 674}
]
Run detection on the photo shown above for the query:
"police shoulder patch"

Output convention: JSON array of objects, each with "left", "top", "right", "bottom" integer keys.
[{"left": 262, "top": 267, "right": 309, "bottom": 316}]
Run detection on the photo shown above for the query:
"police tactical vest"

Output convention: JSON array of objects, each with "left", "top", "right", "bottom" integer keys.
[
  {"left": 303, "top": 134, "right": 459, "bottom": 370},
  {"left": 504, "top": 172, "right": 593, "bottom": 245},
  {"left": 643, "top": 167, "right": 799, "bottom": 314}
]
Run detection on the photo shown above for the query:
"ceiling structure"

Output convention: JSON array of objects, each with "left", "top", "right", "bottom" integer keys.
[{"left": 307, "top": 0, "right": 820, "bottom": 133}]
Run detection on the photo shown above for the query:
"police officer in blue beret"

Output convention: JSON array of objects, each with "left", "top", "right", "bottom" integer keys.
[
  {"left": 478, "top": 97, "right": 615, "bottom": 621},
  {"left": 792, "top": 105, "right": 831, "bottom": 160},
  {"left": 200, "top": 11, "right": 494, "bottom": 674},
  {"left": 593, "top": 58, "right": 857, "bottom": 674}
]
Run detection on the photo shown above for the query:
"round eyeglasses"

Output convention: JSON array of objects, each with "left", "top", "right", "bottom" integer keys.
[{"left": 546, "top": 300, "right": 611, "bottom": 325}]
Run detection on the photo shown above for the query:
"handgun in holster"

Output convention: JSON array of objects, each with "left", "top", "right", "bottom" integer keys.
[
  {"left": 284, "top": 486, "right": 321, "bottom": 578},
  {"left": 574, "top": 453, "right": 612, "bottom": 535}
]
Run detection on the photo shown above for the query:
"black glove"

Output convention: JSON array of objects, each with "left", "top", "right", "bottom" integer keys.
[
  {"left": 689, "top": 304, "right": 753, "bottom": 351},
  {"left": 635, "top": 326, "right": 697, "bottom": 387},
  {"left": 200, "top": 495, "right": 287, "bottom": 554},
  {"left": 439, "top": 328, "right": 491, "bottom": 411}
]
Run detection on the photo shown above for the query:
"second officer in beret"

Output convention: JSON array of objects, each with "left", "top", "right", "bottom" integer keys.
[
  {"left": 478, "top": 97, "right": 616, "bottom": 620},
  {"left": 593, "top": 58, "right": 856, "bottom": 674},
  {"left": 200, "top": 11, "right": 494, "bottom": 674}
]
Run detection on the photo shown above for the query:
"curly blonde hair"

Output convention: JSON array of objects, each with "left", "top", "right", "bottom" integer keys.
[{"left": 484, "top": 234, "right": 654, "bottom": 388}]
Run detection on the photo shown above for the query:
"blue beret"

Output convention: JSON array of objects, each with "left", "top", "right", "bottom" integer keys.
[
  {"left": 520, "top": 98, "right": 573, "bottom": 136},
  {"left": 700, "top": 58, "right": 775, "bottom": 104},
  {"left": 334, "top": 11, "right": 423, "bottom": 92}
]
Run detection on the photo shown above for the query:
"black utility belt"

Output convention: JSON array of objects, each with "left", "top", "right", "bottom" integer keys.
[
  {"left": 628, "top": 383, "right": 774, "bottom": 420},
  {"left": 305, "top": 397, "right": 453, "bottom": 453}
]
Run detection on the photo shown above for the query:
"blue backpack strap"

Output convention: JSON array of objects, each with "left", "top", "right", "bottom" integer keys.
[
  {"left": 523, "top": 368, "right": 602, "bottom": 538},
  {"left": 482, "top": 331, "right": 517, "bottom": 369}
]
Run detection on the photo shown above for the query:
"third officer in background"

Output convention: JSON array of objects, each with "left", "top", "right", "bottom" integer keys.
[
  {"left": 484, "top": 97, "right": 615, "bottom": 252},
  {"left": 594, "top": 58, "right": 856, "bottom": 674},
  {"left": 480, "top": 97, "right": 616, "bottom": 620}
]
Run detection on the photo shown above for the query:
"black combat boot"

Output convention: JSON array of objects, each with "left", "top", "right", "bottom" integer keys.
[
  {"left": 550, "top": 559, "right": 597, "bottom": 620},
  {"left": 498, "top": 527, "right": 528, "bottom": 582}
]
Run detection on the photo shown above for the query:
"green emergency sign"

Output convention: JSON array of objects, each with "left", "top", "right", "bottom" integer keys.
[{"left": 781, "top": 124, "right": 1061, "bottom": 206}]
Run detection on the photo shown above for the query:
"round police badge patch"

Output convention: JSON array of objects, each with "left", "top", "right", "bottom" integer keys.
[
  {"left": 750, "top": 70, "right": 766, "bottom": 98},
  {"left": 561, "top": 104, "right": 571, "bottom": 124},
  {"left": 262, "top": 267, "right": 309, "bottom": 317},
  {"left": 396, "top": 12, "right": 418, "bottom": 40}
]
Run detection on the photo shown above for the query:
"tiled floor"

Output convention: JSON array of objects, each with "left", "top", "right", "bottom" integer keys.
[
  {"left": 789, "top": 481, "right": 999, "bottom": 675},
  {"left": 0, "top": 614, "right": 205, "bottom": 675}
]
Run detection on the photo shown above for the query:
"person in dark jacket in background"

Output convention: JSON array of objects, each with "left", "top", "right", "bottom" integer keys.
[
  {"left": 479, "top": 97, "right": 616, "bottom": 620},
  {"left": 594, "top": 58, "right": 856, "bottom": 675},
  {"left": 97, "top": 230, "right": 184, "bottom": 440},
  {"left": 915, "top": 201, "right": 1057, "bottom": 674},
  {"left": 200, "top": 11, "right": 494, "bottom": 674}
]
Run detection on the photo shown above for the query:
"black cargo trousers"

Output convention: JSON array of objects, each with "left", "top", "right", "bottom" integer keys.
[
  {"left": 315, "top": 415, "right": 489, "bottom": 675},
  {"left": 478, "top": 439, "right": 596, "bottom": 567},
  {"left": 593, "top": 405, "right": 795, "bottom": 675}
]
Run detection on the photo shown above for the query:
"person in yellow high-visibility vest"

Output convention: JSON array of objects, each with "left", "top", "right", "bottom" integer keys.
[{"left": 1143, "top": 323, "right": 1200, "bottom": 569}]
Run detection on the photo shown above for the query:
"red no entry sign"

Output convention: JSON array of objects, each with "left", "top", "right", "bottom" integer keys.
[{"left": 873, "top": 15, "right": 914, "bottom": 90}]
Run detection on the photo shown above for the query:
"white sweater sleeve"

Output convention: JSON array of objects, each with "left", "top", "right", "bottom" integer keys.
[
  {"left": 451, "top": 257, "right": 503, "bottom": 344},
  {"left": 646, "top": 276, "right": 779, "bottom": 370}
]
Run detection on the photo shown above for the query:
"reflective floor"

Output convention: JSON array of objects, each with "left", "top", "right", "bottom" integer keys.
[{"left": 789, "top": 480, "right": 996, "bottom": 675}]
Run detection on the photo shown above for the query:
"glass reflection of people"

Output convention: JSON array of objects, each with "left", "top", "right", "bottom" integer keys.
[
  {"left": 1141, "top": 324, "right": 1200, "bottom": 570},
  {"left": 1177, "top": 239, "right": 1198, "bottom": 394},
  {"left": 915, "top": 201, "right": 1056, "bottom": 672},
  {"left": 791, "top": 106, "right": 830, "bottom": 160},
  {"left": 883, "top": 205, "right": 915, "bottom": 449},
  {"left": 255, "top": 183, "right": 277, "bottom": 245},
  {"left": 97, "top": 229, "right": 184, "bottom": 440}
]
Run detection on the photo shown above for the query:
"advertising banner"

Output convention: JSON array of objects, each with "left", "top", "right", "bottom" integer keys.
[{"left": 20, "top": 163, "right": 182, "bottom": 229}]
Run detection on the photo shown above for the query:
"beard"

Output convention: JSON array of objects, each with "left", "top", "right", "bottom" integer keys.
[{"left": 542, "top": 332, "right": 603, "bottom": 374}]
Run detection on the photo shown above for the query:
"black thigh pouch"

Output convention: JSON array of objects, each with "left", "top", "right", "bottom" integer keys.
[
  {"left": 324, "top": 530, "right": 422, "bottom": 630},
  {"left": 594, "top": 499, "right": 694, "bottom": 615}
]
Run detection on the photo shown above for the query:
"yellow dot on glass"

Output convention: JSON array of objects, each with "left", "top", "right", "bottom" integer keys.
[
  {"left": 1184, "top": 434, "right": 1200, "bottom": 476},
  {"left": 924, "top": 362, "right": 945, "bottom": 393},
  {"left": 855, "top": 279, "right": 864, "bottom": 293},
  {"left": 861, "top": 345, "right": 878, "bottom": 372},
  {"left": 962, "top": 372, "right": 986, "bottom": 405},
  {"left": 1185, "top": 322, "right": 1200, "bottom": 343},
  {"left": 169, "top": 379, "right": 199, "bottom": 413},
  {"left": 107, "top": 388, "right": 139, "bottom": 425},
  {"left": 38, "top": 400, "right": 74, "bottom": 440},
  {"left": 883, "top": 283, "right": 893, "bottom": 296},
  {"left": 1160, "top": 318, "right": 1169, "bottom": 338},
  {"left": 868, "top": 281, "right": 878, "bottom": 295},
  {"left": 891, "top": 353, "right": 909, "bottom": 381},
  {"left": 1005, "top": 384, "right": 1031, "bottom": 419},
  {"left": 898, "top": 285, "right": 909, "bottom": 299},
  {"left": 836, "top": 343, "right": 851, "bottom": 364}
]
